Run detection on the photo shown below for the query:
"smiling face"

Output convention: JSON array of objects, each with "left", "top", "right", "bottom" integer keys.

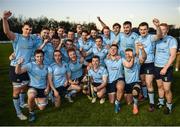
[
  {"left": 113, "top": 25, "right": 120, "bottom": 35},
  {"left": 110, "top": 45, "right": 118, "bottom": 56},
  {"left": 81, "top": 32, "right": 88, "bottom": 42},
  {"left": 92, "top": 57, "right": 100, "bottom": 69},
  {"left": 95, "top": 38, "right": 103, "bottom": 48},
  {"left": 41, "top": 29, "right": 50, "bottom": 40},
  {"left": 35, "top": 53, "right": 44, "bottom": 65},
  {"left": 139, "top": 25, "right": 148, "bottom": 37},
  {"left": 160, "top": 24, "right": 169, "bottom": 37},
  {"left": 54, "top": 51, "right": 62, "bottom": 63},
  {"left": 52, "top": 38, "right": 60, "bottom": 49},
  {"left": 103, "top": 28, "right": 110, "bottom": 37},
  {"left": 68, "top": 50, "right": 77, "bottom": 62},
  {"left": 22, "top": 25, "right": 32, "bottom": 37},
  {"left": 123, "top": 24, "right": 131, "bottom": 35}
]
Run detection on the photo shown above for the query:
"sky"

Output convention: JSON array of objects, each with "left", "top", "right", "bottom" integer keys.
[{"left": 0, "top": 0, "right": 180, "bottom": 29}]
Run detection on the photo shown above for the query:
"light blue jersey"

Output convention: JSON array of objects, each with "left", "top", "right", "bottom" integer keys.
[
  {"left": 78, "top": 39, "right": 94, "bottom": 60},
  {"left": 88, "top": 66, "right": 108, "bottom": 83},
  {"left": 68, "top": 58, "right": 83, "bottom": 80},
  {"left": 23, "top": 62, "right": 48, "bottom": 89},
  {"left": 10, "top": 33, "right": 40, "bottom": 66},
  {"left": 104, "top": 58, "right": 124, "bottom": 83},
  {"left": 92, "top": 45, "right": 108, "bottom": 66},
  {"left": 60, "top": 47, "right": 81, "bottom": 63},
  {"left": 101, "top": 31, "right": 120, "bottom": 46},
  {"left": 155, "top": 35, "right": 177, "bottom": 67},
  {"left": 135, "top": 34, "right": 156, "bottom": 63},
  {"left": 48, "top": 61, "right": 70, "bottom": 88},
  {"left": 119, "top": 32, "right": 138, "bottom": 58},
  {"left": 123, "top": 57, "right": 141, "bottom": 84},
  {"left": 42, "top": 42, "right": 55, "bottom": 65}
]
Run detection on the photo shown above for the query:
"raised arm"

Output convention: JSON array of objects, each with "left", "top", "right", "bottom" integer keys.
[
  {"left": 2, "top": 11, "right": 16, "bottom": 40},
  {"left": 38, "top": 39, "right": 49, "bottom": 50},
  {"left": 56, "top": 39, "right": 64, "bottom": 50},
  {"left": 136, "top": 43, "right": 147, "bottom": 64},
  {"left": 152, "top": 18, "right": 162, "bottom": 41},
  {"left": 97, "top": 16, "right": 107, "bottom": 28},
  {"left": 15, "top": 58, "right": 27, "bottom": 74},
  {"left": 123, "top": 52, "right": 135, "bottom": 68}
]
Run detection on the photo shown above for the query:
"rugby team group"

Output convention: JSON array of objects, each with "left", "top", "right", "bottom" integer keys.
[{"left": 2, "top": 10, "right": 179, "bottom": 122}]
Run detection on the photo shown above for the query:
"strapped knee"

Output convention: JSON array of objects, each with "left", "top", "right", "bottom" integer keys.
[
  {"left": 27, "top": 88, "right": 37, "bottom": 97},
  {"left": 132, "top": 86, "right": 140, "bottom": 98}
]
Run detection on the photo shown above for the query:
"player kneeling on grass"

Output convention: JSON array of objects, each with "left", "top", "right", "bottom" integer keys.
[
  {"left": 83, "top": 55, "right": 108, "bottom": 104},
  {"left": 104, "top": 44, "right": 125, "bottom": 113},
  {"left": 66, "top": 48, "right": 83, "bottom": 102},
  {"left": 15, "top": 50, "right": 50, "bottom": 122},
  {"left": 48, "top": 50, "right": 71, "bottom": 107},
  {"left": 122, "top": 43, "right": 146, "bottom": 115}
]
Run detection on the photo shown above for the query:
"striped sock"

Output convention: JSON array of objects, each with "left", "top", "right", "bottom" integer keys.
[{"left": 148, "top": 92, "right": 154, "bottom": 104}]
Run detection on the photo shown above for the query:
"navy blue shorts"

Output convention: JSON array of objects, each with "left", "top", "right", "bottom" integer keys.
[
  {"left": 154, "top": 66, "right": 173, "bottom": 82},
  {"left": 9, "top": 66, "right": 29, "bottom": 83},
  {"left": 125, "top": 82, "right": 140, "bottom": 94},
  {"left": 107, "top": 78, "right": 125, "bottom": 94},
  {"left": 140, "top": 63, "right": 154, "bottom": 75},
  {"left": 92, "top": 82, "right": 101, "bottom": 87},
  {"left": 29, "top": 87, "right": 46, "bottom": 98},
  {"left": 55, "top": 86, "right": 69, "bottom": 97}
]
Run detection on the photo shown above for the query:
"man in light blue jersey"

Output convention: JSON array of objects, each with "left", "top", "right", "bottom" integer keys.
[
  {"left": 89, "top": 28, "right": 98, "bottom": 45},
  {"left": 67, "top": 30, "right": 80, "bottom": 49},
  {"left": 38, "top": 27, "right": 55, "bottom": 65},
  {"left": 122, "top": 44, "right": 146, "bottom": 115},
  {"left": 87, "top": 55, "right": 108, "bottom": 104},
  {"left": 15, "top": 50, "right": 49, "bottom": 122},
  {"left": 119, "top": 21, "right": 138, "bottom": 58},
  {"left": 97, "top": 17, "right": 121, "bottom": 49},
  {"left": 136, "top": 18, "right": 162, "bottom": 112},
  {"left": 48, "top": 50, "right": 81, "bottom": 105},
  {"left": 79, "top": 30, "right": 94, "bottom": 62},
  {"left": 75, "top": 24, "right": 83, "bottom": 39},
  {"left": 104, "top": 44, "right": 125, "bottom": 113},
  {"left": 60, "top": 39, "right": 81, "bottom": 63},
  {"left": 154, "top": 23, "right": 177, "bottom": 114},
  {"left": 92, "top": 36, "right": 108, "bottom": 66},
  {"left": 66, "top": 48, "right": 83, "bottom": 102},
  {"left": 3, "top": 11, "right": 40, "bottom": 120},
  {"left": 57, "top": 26, "right": 67, "bottom": 40}
]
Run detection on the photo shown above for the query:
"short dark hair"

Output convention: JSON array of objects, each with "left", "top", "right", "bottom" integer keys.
[
  {"left": 65, "top": 39, "right": 73, "bottom": 44},
  {"left": 41, "top": 26, "right": 50, "bottom": 31},
  {"left": 22, "top": 21, "right": 32, "bottom": 28},
  {"left": 52, "top": 34, "right": 60, "bottom": 40},
  {"left": 138, "top": 22, "right": 149, "bottom": 29},
  {"left": 58, "top": 26, "right": 65, "bottom": 30},
  {"left": 54, "top": 50, "right": 61, "bottom": 55},
  {"left": 123, "top": 21, "right": 132, "bottom": 27},
  {"left": 113, "top": 23, "right": 121, "bottom": 29},
  {"left": 92, "top": 55, "right": 100, "bottom": 61},
  {"left": 95, "top": 36, "right": 103, "bottom": 41},
  {"left": 82, "top": 30, "right": 89, "bottom": 34},
  {"left": 110, "top": 44, "right": 119, "bottom": 49},
  {"left": 68, "top": 29, "right": 75, "bottom": 33},
  {"left": 67, "top": 48, "right": 76, "bottom": 55},
  {"left": 34, "top": 49, "right": 44, "bottom": 56},
  {"left": 125, "top": 48, "right": 133, "bottom": 52}
]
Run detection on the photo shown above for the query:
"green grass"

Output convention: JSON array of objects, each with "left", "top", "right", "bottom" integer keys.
[{"left": 0, "top": 43, "right": 180, "bottom": 126}]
